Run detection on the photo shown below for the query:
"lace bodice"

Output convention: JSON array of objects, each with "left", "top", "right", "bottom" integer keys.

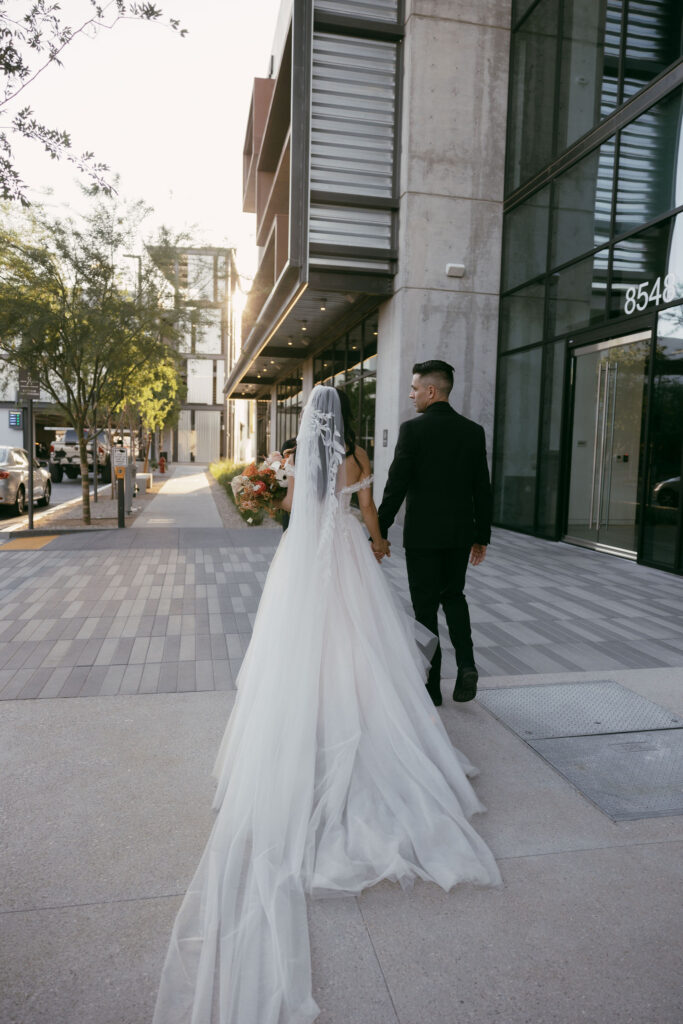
[{"left": 339, "top": 474, "right": 373, "bottom": 512}]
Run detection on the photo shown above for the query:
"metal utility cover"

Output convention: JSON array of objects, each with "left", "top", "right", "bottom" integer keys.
[
  {"left": 476, "top": 681, "right": 682, "bottom": 739},
  {"left": 529, "top": 730, "right": 683, "bottom": 821}
]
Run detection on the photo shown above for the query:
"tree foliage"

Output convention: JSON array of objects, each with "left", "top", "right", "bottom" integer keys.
[
  {"left": 0, "top": 191, "right": 183, "bottom": 522},
  {"left": 1, "top": 1, "right": 185, "bottom": 204}
]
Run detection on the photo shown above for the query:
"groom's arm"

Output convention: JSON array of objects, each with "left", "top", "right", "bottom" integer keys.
[
  {"left": 472, "top": 425, "right": 492, "bottom": 546},
  {"left": 377, "top": 421, "right": 417, "bottom": 538}
]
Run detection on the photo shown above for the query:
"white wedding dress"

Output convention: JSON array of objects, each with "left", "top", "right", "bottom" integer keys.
[{"left": 153, "top": 387, "right": 500, "bottom": 1024}]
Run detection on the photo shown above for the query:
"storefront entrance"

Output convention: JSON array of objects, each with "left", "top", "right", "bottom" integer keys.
[{"left": 565, "top": 330, "right": 650, "bottom": 557}]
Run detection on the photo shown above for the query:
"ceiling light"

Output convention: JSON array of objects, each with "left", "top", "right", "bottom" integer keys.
[
  {"left": 320, "top": 298, "right": 327, "bottom": 311},
  {"left": 373, "top": 330, "right": 378, "bottom": 336},
  {"left": 301, "top": 320, "right": 307, "bottom": 331},
  {"left": 287, "top": 339, "right": 293, "bottom": 346}
]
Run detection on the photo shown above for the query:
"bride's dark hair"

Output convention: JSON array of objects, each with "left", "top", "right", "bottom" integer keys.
[{"left": 335, "top": 387, "right": 362, "bottom": 469}]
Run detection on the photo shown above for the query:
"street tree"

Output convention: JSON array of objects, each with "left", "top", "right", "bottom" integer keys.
[
  {"left": 0, "top": 193, "right": 182, "bottom": 523},
  {"left": 108, "top": 348, "right": 185, "bottom": 472},
  {"left": 1, "top": 1, "right": 185, "bottom": 205}
]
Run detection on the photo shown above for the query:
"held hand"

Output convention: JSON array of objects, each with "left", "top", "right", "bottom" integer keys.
[
  {"left": 470, "top": 543, "right": 486, "bottom": 567},
  {"left": 372, "top": 538, "right": 391, "bottom": 562}
]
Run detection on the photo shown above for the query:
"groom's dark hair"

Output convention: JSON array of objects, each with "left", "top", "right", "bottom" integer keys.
[{"left": 413, "top": 359, "right": 454, "bottom": 396}]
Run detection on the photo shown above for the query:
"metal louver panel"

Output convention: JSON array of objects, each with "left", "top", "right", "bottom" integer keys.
[
  {"left": 311, "top": 32, "right": 397, "bottom": 198},
  {"left": 315, "top": 0, "right": 398, "bottom": 22},
  {"left": 310, "top": 204, "right": 392, "bottom": 249}
]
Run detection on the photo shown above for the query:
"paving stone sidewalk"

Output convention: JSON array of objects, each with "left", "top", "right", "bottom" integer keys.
[
  {"left": 1, "top": 520, "right": 682, "bottom": 1024},
  {"left": 0, "top": 526, "right": 681, "bottom": 700}
]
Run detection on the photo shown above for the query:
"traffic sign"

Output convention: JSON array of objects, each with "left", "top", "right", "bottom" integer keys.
[{"left": 18, "top": 371, "right": 40, "bottom": 399}]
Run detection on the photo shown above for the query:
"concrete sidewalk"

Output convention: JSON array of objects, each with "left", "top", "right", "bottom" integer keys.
[
  {"left": 1, "top": 525, "right": 682, "bottom": 1024},
  {"left": 133, "top": 463, "right": 222, "bottom": 528}
]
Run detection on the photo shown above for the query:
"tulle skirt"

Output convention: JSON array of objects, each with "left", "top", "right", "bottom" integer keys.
[{"left": 152, "top": 512, "right": 500, "bottom": 1024}]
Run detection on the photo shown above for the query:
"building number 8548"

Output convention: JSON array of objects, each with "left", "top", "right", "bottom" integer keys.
[{"left": 624, "top": 274, "right": 677, "bottom": 315}]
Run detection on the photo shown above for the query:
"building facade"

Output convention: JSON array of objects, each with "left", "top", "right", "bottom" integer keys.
[
  {"left": 226, "top": 0, "right": 508, "bottom": 471},
  {"left": 229, "top": 0, "right": 683, "bottom": 576},
  {"left": 494, "top": 1, "right": 683, "bottom": 575},
  {"left": 149, "top": 246, "right": 242, "bottom": 464}
]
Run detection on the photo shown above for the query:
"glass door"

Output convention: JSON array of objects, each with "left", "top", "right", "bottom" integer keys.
[{"left": 565, "top": 330, "right": 650, "bottom": 555}]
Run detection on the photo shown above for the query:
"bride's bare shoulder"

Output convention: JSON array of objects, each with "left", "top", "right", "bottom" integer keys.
[{"left": 345, "top": 445, "right": 371, "bottom": 484}]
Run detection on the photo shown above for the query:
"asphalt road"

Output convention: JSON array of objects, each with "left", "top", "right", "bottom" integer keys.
[{"left": 0, "top": 475, "right": 111, "bottom": 528}]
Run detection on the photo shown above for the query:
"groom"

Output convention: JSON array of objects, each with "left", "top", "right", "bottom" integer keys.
[{"left": 376, "top": 360, "right": 492, "bottom": 707}]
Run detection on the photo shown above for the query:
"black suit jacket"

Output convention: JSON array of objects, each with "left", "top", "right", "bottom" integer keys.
[{"left": 377, "top": 402, "right": 492, "bottom": 550}]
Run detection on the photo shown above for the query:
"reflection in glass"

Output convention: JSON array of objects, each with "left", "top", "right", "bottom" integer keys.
[
  {"left": 548, "top": 249, "right": 608, "bottom": 335},
  {"left": 566, "top": 334, "right": 649, "bottom": 554},
  {"left": 556, "top": 0, "right": 621, "bottom": 152},
  {"left": 500, "top": 282, "right": 545, "bottom": 352},
  {"left": 536, "top": 341, "right": 565, "bottom": 537},
  {"left": 502, "top": 187, "right": 550, "bottom": 291},
  {"left": 643, "top": 305, "right": 683, "bottom": 568},
  {"left": 611, "top": 213, "right": 683, "bottom": 317},
  {"left": 493, "top": 347, "right": 543, "bottom": 531},
  {"left": 550, "top": 138, "right": 615, "bottom": 268},
  {"left": 615, "top": 86, "right": 683, "bottom": 235},
  {"left": 622, "top": 1, "right": 683, "bottom": 103},
  {"left": 506, "top": 0, "right": 559, "bottom": 192}
]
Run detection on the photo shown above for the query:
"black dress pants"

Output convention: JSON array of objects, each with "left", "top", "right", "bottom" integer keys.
[{"left": 405, "top": 547, "right": 475, "bottom": 687}]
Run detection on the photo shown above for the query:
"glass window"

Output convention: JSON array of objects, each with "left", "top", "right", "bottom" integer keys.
[
  {"left": 622, "top": 2, "right": 683, "bottom": 103},
  {"left": 548, "top": 249, "right": 609, "bottom": 335},
  {"left": 550, "top": 138, "right": 615, "bottom": 269},
  {"left": 502, "top": 187, "right": 550, "bottom": 291},
  {"left": 186, "top": 358, "right": 213, "bottom": 404},
  {"left": 506, "top": 0, "right": 559, "bottom": 192},
  {"left": 615, "top": 86, "right": 683, "bottom": 236},
  {"left": 195, "top": 309, "right": 223, "bottom": 354},
  {"left": 611, "top": 213, "right": 683, "bottom": 318},
  {"left": 536, "top": 341, "right": 565, "bottom": 537},
  {"left": 184, "top": 254, "right": 215, "bottom": 301},
  {"left": 493, "top": 347, "right": 543, "bottom": 531},
  {"left": 556, "top": 0, "right": 621, "bottom": 152},
  {"left": 500, "top": 282, "right": 545, "bottom": 352},
  {"left": 642, "top": 305, "right": 683, "bottom": 569}
]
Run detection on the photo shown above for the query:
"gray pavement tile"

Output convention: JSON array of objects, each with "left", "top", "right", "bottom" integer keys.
[
  {"left": 212, "top": 661, "right": 233, "bottom": 690},
  {"left": 162, "top": 635, "right": 181, "bottom": 662},
  {"left": 179, "top": 635, "right": 195, "bottom": 662},
  {"left": 139, "top": 662, "right": 162, "bottom": 694},
  {"left": 38, "top": 667, "right": 72, "bottom": 699},
  {"left": 17, "top": 668, "right": 53, "bottom": 699},
  {"left": 177, "top": 660, "right": 196, "bottom": 693},
  {"left": 157, "top": 661, "right": 179, "bottom": 693},
  {"left": 1, "top": 668, "right": 38, "bottom": 699},
  {"left": 151, "top": 614, "right": 168, "bottom": 636},
  {"left": 76, "top": 638, "right": 104, "bottom": 667},
  {"left": 120, "top": 663, "right": 143, "bottom": 695},
  {"left": 110, "top": 637, "right": 134, "bottom": 665},
  {"left": 194, "top": 660, "right": 214, "bottom": 692},
  {"left": 146, "top": 636, "right": 165, "bottom": 663},
  {"left": 100, "top": 664, "right": 126, "bottom": 696},
  {"left": 229, "top": 656, "right": 243, "bottom": 681},
  {"left": 59, "top": 666, "right": 89, "bottom": 698},
  {"left": 79, "top": 666, "right": 111, "bottom": 697}
]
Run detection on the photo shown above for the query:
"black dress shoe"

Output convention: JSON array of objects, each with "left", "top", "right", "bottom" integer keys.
[
  {"left": 426, "top": 680, "right": 443, "bottom": 706},
  {"left": 452, "top": 667, "right": 478, "bottom": 702}
]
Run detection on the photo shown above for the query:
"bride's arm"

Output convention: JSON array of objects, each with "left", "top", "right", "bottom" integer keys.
[
  {"left": 279, "top": 475, "right": 294, "bottom": 513},
  {"left": 355, "top": 449, "right": 389, "bottom": 556}
]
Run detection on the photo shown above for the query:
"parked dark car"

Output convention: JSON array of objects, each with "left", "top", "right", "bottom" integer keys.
[{"left": 0, "top": 446, "right": 51, "bottom": 515}]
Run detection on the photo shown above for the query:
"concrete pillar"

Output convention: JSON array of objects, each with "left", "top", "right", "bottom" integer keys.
[
  {"left": 374, "top": 0, "right": 512, "bottom": 501},
  {"left": 302, "top": 357, "right": 314, "bottom": 401},
  {"left": 270, "top": 385, "right": 278, "bottom": 451}
]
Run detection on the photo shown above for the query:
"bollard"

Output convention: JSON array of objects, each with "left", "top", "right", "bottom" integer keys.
[{"left": 117, "top": 475, "right": 125, "bottom": 528}]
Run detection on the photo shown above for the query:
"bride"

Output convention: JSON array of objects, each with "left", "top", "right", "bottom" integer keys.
[{"left": 153, "top": 385, "right": 500, "bottom": 1024}]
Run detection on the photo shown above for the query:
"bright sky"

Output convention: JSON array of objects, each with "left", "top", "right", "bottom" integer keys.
[{"left": 8, "top": 0, "right": 283, "bottom": 281}]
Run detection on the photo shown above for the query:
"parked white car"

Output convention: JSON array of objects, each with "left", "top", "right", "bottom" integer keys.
[
  {"left": 49, "top": 428, "right": 112, "bottom": 483},
  {"left": 0, "top": 446, "right": 51, "bottom": 515}
]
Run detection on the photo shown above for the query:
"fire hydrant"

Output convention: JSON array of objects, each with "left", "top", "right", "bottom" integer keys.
[{"left": 159, "top": 455, "right": 166, "bottom": 474}]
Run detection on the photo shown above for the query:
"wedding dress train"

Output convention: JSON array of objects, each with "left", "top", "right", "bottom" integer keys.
[{"left": 153, "top": 388, "right": 500, "bottom": 1024}]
